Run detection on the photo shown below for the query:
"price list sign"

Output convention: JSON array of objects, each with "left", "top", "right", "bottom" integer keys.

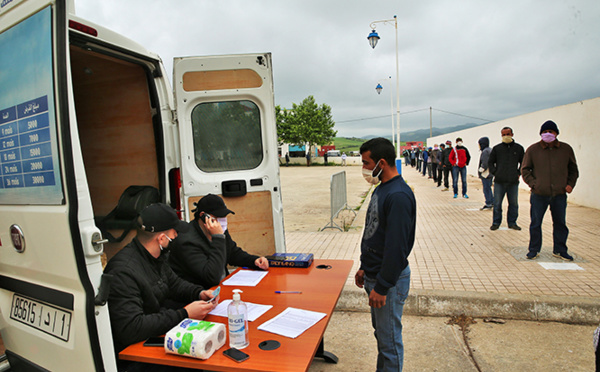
[{"left": 0, "top": 96, "right": 55, "bottom": 189}]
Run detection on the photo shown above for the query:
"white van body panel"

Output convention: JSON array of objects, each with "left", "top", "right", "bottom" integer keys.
[
  {"left": 0, "top": 0, "right": 283, "bottom": 370},
  {"left": 174, "top": 54, "right": 285, "bottom": 255}
]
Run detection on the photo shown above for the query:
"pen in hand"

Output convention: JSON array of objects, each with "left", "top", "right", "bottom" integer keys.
[{"left": 275, "top": 291, "right": 302, "bottom": 294}]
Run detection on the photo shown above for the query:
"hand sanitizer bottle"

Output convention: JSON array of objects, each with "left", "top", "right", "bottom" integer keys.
[{"left": 228, "top": 289, "right": 249, "bottom": 349}]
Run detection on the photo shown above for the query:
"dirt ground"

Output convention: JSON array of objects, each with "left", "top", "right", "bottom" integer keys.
[{"left": 279, "top": 165, "right": 371, "bottom": 232}]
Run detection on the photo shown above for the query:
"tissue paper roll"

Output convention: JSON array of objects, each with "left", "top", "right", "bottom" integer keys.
[{"left": 165, "top": 319, "right": 226, "bottom": 360}]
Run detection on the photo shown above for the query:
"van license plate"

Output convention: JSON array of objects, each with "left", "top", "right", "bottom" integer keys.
[{"left": 10, "top": 294, "right": 72, "bottom": 341}]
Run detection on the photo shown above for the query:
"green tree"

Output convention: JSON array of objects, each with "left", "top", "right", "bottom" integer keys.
[{"left": 276, "top": 96, "right": 337, "bottom": 151}]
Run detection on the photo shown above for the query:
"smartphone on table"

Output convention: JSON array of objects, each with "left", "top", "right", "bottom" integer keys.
[
  {"left": 223, "top": 348, "right": 249, "bottom": 362},
  {"left": 143, "top": 336, "right": 165, "bottom": 347}
]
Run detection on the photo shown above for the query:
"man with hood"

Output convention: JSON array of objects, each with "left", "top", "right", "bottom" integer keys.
[
  {"left": 169, "top": 194, "right": 269, "bottom": 287},
  {"left": 441, "top": 140, "right": 453, "bottom": 191},
  {"left": 521, "top": 120, "right": 579, "bottom": 260},
  {"left": 488, "top": 127, "right": 524, "bottom": 230},
  {"left": 478, "top": 137, "right": 494, "bottom": 210},
  {"left": 448, "top": 137, "right": 471, "bottom": 198}
]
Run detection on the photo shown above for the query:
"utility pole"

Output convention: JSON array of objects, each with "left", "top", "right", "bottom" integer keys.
[{"left": 430, "top": 106, "right": 432, "bottom": 138}]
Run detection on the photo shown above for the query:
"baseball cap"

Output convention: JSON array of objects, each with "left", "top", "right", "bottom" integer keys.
[
  {"left": 139, "top": 203, "right": 189, "bottom": 233},
  {"left": 195, "top": 194, "right": 235, "bottom": 218}
]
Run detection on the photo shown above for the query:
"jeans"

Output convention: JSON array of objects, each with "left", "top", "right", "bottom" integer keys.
[
  {"left": 452, "top": 166, "right": 467, "bottom": 195},
  {"left": 481, "top": 178, "right": 493, "bottom": 206},
  {"left": 364, "top": 266, "right": 411, "bottom": 372},
  {"left": 493, "top": 183, "right": 519, "bottom": 226},
  {"left": 528, "top": 193, "right": 569, "bottom": 254}
]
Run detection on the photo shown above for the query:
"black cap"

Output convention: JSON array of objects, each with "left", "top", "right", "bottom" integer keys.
[
  {"left": 195, "top": 194, "right": 235, "bottom": 218},
  {"left": 540, "top": 120, "right": 559, "bottom": 135},
  {"left": 139, "top": 203, "right": 189, "bottom": 233}
]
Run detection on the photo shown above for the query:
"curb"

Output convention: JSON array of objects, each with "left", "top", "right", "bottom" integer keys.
[{"left": 336, "top": 285, "right": 600, "bottom": 325}]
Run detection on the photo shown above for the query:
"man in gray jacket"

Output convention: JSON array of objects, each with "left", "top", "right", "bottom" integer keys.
[{"left": 478, "top": 137, "right": 493, "bottom": 210}]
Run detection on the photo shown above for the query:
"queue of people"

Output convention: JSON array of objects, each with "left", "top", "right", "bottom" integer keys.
[{"left": 408, "top": 120, "right": 579, "bottom": 263}]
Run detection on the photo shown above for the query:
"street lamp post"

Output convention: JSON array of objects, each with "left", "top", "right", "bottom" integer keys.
[
  {"left": 368, "top": 15, "right": 402, "bottom": 173},
  {"left": 375, "top": 77, "right": 395, "bottom": 151}
]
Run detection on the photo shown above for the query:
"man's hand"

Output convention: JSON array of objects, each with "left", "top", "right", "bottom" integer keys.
[
  {"left": 199, "top": 289, "right": 217, "bottom": 302},
  {"left": 355, "top": 270, "right": 365, "bottom": 288},
  {"left": 566, "top": 185, "right": 573, "bottom": 193},
  {"left": 184, "top": 300, "right": 216, "bottom": 319},
  {"left": 202, "top": 214, "right": 224, "bottom": 235},
  {"left": 255, "top": 257, "right": 269, "bottom": 270},
  {"left": 369, "top": 289, "right": 386, "bottom": 309}
]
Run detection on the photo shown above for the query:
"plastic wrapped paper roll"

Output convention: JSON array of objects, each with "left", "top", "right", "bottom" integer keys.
[{"left": 165, "top": 318, "right": 226, "bottom": 360}]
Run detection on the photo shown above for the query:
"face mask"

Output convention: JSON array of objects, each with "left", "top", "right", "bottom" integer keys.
[
  {"left": 502, "top": 136, "right": 513, "bottom": 144},
  {"left": 362, "top": 160, "right": 383, "bottom": 185},
  {"left": 217, "top": 217, "right": 228, "bottom": 232},
  {"left": 456, "top": 141, "right": 463, "bottom": 146},
  {"left": 541, "top": 132, "right": 556, "bottom": 143},
  {"left": 160, "top": 235, "right": 173, "bottom": 252}
]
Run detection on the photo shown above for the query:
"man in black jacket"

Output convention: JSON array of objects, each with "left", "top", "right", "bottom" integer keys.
[
  {"left": 169, "top": 194, "right": 269, "bottom": 288},
  {"left": 441, "top": 140, "right": 453, "bottom": 191},
  {"left": 104, "top": 203, "right": 217, "bottom": 355},
  {"left": 488, "top": 127, "right": 525, "bottom": 231}
]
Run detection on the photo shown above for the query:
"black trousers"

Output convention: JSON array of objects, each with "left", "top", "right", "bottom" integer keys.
[{"left": 442, "top": 166, "right": 451, "bottom": 188}]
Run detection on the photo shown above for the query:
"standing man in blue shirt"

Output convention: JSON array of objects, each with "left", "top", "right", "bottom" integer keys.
[{"left": 355, "top": 137, "right": 417, "bottom": 371}]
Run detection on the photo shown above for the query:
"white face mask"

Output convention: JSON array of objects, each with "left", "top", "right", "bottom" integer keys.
[
  {"left": 160, "top": 235, "right": 173, "bottom": 252},
  {"left": 217, "top": 217, "right": 228, "bottom": 232},
  {"left": 456, "top": 141, "right": 463, "bottom": 146},
  {"left": 362, "top": 160, "right": 383, "bottom": 185}
]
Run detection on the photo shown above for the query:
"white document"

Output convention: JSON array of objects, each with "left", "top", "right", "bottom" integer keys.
[
  {"left": 208, "top": 300, "right": 273, "bottom": 322},
  {"left": 222, "top": 270, "right": 268, "bottom": 287},
  {"left": 257, "top": 307, "right": 327, "bottom": 339}
]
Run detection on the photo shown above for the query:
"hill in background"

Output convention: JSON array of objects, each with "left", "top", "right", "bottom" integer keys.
[{"left": 334, "top": 123, "right": 481, "bottom": 152}]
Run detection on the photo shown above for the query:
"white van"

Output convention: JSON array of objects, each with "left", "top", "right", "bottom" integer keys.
[
  {"left": 0, "top": 0, "right": 284, "bottom": 370},
  {"left": 326, "top": 150, "right": 341, "bottom": 157}
]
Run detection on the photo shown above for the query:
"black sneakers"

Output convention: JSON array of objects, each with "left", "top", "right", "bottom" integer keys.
[
  {"left": 490, "top": 224, "right": 499, "bottom": 231},
  {"left": 553, "top": 252, "right": 574, "bottom": 261},
  {"left": 526, "top": 251, "right": 539, "bottom": 260},
  {"left": 508, "top": 224, "right": 522, "bottom": 231},
  {"left": 480, "top": 205, "right": 493, "bottom": 210}
]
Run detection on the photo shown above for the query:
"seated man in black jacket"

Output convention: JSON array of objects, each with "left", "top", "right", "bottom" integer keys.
[
  {"left": 104, "top": 203, "right": 217, "bottom": 355},
  {"left": 169, "top": 194, "right": 269, "bottom": 287}
]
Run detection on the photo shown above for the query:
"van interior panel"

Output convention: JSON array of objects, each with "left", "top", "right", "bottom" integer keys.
[
  {"left": 182, "top": 69, "right": 263, "bottom": 92},
  {"left": 188, "top": 191, "right": 275, "bottom": 258},
  {"left": 69, "top": 45, "right": 160, "bottom": 218}
]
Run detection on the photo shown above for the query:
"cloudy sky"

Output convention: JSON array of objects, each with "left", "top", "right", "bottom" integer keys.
[{"left": 74, "top": 0, "right": 599, "bottom": 138}]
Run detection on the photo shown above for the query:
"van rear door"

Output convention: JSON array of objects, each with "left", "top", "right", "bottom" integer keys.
[
  {"left": 173, "top": 54, "right": 285, "bottom": 256},
  {"left": 0, "top": 1, "right": 113, "bottom": 370}
]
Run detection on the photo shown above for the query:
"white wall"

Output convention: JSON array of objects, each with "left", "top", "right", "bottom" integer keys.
[{"left": 428, "top": 97, "right": 599, "bottom": 209}]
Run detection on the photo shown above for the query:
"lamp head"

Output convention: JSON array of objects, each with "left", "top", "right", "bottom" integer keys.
[
  {"left": 367, "top": 30, "right": 380, "bottom": 49},
  {"left": 375, "top": 83, "right": 383, "bottom": 95}
]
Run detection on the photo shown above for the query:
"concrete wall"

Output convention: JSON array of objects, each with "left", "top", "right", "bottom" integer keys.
[{"left": 427, "top": 97, "right": 599, "bottom": 209}]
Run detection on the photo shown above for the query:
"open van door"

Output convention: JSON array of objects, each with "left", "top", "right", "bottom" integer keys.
[
  {"left": 0, "top": 1, "right": 115, "bottom": 370},
  {"left": 173, "top": 54, "right": 285, "bottom": 256}
]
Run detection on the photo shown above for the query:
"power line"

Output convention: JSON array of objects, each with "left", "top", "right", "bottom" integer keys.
[
  {"left": 336, "top": 107, "right": 494, "bottom": 124},
  {"left": 336, "top": 108, "right": 430, "bottom": 124},
  {"left": 432, "top": 108, "right": 494, "bottom": 123}
]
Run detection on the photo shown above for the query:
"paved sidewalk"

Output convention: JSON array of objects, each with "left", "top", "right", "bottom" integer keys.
[{"left": 286, "top": 164, "right": 600, "bottom": 323}]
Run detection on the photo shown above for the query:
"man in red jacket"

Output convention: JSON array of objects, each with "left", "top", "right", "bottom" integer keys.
[{"left": 448, "top": 137, "right": 471, "bottom": 198}]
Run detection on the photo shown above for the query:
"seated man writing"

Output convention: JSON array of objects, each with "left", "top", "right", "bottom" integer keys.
[
  {"left": 169, "top": 194, "right": 269, "bottom": 287},
  {"left": 104, "top": 203, "right": 217, "bottom": 355}
]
